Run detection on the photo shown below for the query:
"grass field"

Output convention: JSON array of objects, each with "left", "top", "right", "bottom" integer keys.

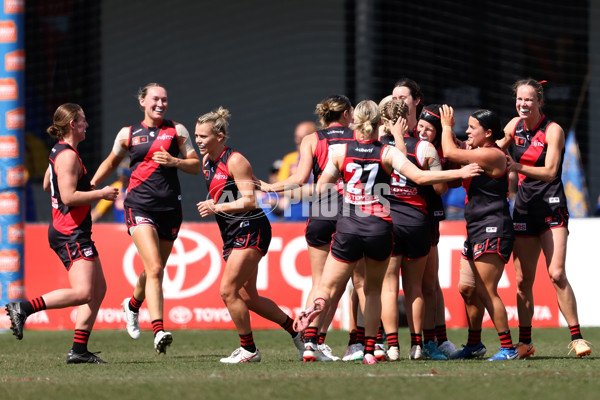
[{"left": 1, "top": 327, "right": 599, "bottom": 400}]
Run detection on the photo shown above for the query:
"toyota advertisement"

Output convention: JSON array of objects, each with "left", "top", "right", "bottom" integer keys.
[{"left": 2, "top": 220, "right": 598, "bottom": 331}]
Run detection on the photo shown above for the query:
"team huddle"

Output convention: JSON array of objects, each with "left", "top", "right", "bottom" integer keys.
[{"left": 4, "top": 79, "right": 592, "bottom": 364}]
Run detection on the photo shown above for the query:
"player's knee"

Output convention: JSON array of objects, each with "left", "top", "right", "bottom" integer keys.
[{"left": 458, "top": 283, "right": 475, "bottom": 301}]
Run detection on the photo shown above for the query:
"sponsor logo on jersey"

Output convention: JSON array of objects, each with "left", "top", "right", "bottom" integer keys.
[
  {"left": 156, "top": 133, "right": 174, "bottom": 141},
  {"left": 515, "top": 137, "right": 526, "bottom": 147},
  {"left": 548, "top": 197, "right": 560, "bottom": 204},
  {"left": 240, "top": 220, "right": 249, "bottom": 228},
  {"left": 486, "top": 226, "right": 498, "bottom": 233},
  {"left": 513, "top": 222, "right": 526, "bottom": 231},
  {"left": 0, "top": 21, "right": 17, "bottom": 42},
  {"left": 5, "top": 107, "right": 24, "bottom": 129},
  {"left": 132, "top": 128, "right": 143, "bottom": 135},
  {"left": 214, "top": 173, "right": 228, "bottom": 180},
  {"left": 354, "top": 147, "right": 373, "bottom": 153},
  {"left": 132, "top": 136, "right": 148, "bottom": 146},
  {"left": 531, "top": 140, "right": 544, "bottom": 147},
  {"left": 5, "top": 49, "right": 24, "bottom": 71}
]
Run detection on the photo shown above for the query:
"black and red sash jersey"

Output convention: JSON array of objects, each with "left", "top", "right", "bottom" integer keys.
[
  {"left": 203, "top": 146, "right": 268, "bottom": 241},
  {"left": 124, "top": 120, "right": 182, "bottom": 211},
  {"left": 310, "top": 124, "right": 355, "bottom": 220},
  {"left": 462, "top": 144, "right": 514, "bottom": 241},
  {"left": 336, "top": 139, "right": 392, "bottom": 236},
  {"left": 48, "top": 141, "right": 92, "bottom": 243},
  {"left": 511, "top": 116, "right": 567, "bottom": 215},
  {"left": 380, "top": 134, "right": 429, "bottom": 226}
]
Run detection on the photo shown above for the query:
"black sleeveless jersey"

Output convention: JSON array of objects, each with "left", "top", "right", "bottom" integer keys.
[
  {"left": 380, "top": 134, "right": 429, "bottom": 226},
  {"left": 203, "top": 146, "right": 268, "bottom": 242},
  {"left": 310, "top": 124, "right": 355, "bottom": 220},
  {"left": 124, "top": 120, "right": 182, "bottom": 211},
  {"left": 462, "top": 144, "right": 514, "bottom": 241},
  {"left": 511, "top": 116, "right": 567, "bottom": 215},
  {"left": 48, "top": 141, "right": 92, "bottom": 243},
  {"left": 336, "top": 139, "right": 392, "bottom": 236}
]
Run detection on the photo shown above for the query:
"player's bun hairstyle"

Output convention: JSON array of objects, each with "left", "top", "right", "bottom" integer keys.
[
  {"left": 47, "top": 103, "right": 83, "bottom": 140},
  {"left": 197, "top": 106, "right": 231, "bottom": 140},
  {"left": 471, "top": 109, "right": 503, "bottom": 141},
  {"left": 379, "top": 97, "right": 408, "bottom": 136},
  {"left": 351, "top": 100, "right": 380, "bottom": 138},
  {"left": 419, "top": 104, "right": 443, "bottom": 141},
  {"left": 315, "top": 94, "right": 352, "bottom": 128}
]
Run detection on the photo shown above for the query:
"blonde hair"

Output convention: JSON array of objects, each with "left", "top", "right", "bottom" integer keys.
[
  {"left": 350, "top": 100, "right": 379, "bottom": 138},
  {"left": 379, "top": 97, "right": 408, "bottom": 135},
  {"left": 197, "top": 106, "right": 231, "bottom": 140},
  {"left": 46, "top": 103, "right": 82, "bottom": 139}
]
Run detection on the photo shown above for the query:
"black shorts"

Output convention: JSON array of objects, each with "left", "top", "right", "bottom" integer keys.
[
  {"left": 461, "top": 237, "right": 513, "bottom": 263},
  {"left": 512, "top": 206, "right": 569, "bottom": 236},
  {"left": 330, "top": 232, "right": 393, "bottom": 263},
  {"left": 51, "top": 238, "right": 98, "bottom": 271},
  {"left": 223, "top": 224, "right": 272, "bottom": 261},
  {"left": 391, "top": 222, "right": 431, "bottom": 259},
  {"left": 305, "top": 218, "right": 337, "bottom": 247},
  {"left": 125, "top": 207, "right": 182, "bottom": 241}
]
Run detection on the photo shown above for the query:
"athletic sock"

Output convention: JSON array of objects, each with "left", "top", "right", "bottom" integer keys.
[
  {"left": 498, "top": 330, "right": 513, "bottom": 349},
  {"left": 317, "top": 332, "right": 327, "bottom": 345},
  {"left": 435, "top": 324, "right": 448, "bottom": 344},
  {"left": 466, "top": 329, "right": 482, "bottom": 347},
  {"left": 279, "top": 316, "right": 295, "bottom": 337},
  {"left": 518, "top": 325, "right": 532, "bottom": 344},
  {"left": 304, "top": 326, "right": 318, "bottom": 345},
  {"left": 356, "top": 326, "right": 365, "bottom": 345},
  {"left": 364, "top": 337, "right": 376, "bottom": 356},
  {"left": 410, "top": 332, "right": 423, "bottom": 347},
  {"left": 240, "top": 332, "right": 256, "bottom": 353},
  {"left": 151, "top": 319, "right": 164, "bottom": 336},
  {"left": 569, "top": 324, "right": 583, "bottom": 341},
  {"left": 376, "top": 324, "right": 384, "bottom": 345},
  {"left": 129, "top": 296, "right": 143, "bottom": 313},
  {"left": 347, "top": 329, "right": 357, "bottom": 346},
  {"left": 386, "top": 332, "right": 399, "bottom": 348},
  {"left": 22, "top": 297, "right": 46, "bottom": 316},
  {"left": 72, "top": 329, "right": 90, "bottom": 354},
  {"left": 423, "top": 328, "right": 436, "bottom": 344}
]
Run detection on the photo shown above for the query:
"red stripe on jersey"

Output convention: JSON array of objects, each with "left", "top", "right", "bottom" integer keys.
[
  {"left": 51, "top": 204, "right": 90, "bottom": 235},
  {"left": 127, "top": 126, "right": 177, "bottom": 193}
]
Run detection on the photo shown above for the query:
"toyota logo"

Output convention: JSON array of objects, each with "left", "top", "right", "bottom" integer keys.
[{"left": 123, "top": 228, "right": 222, "bottom": 299}]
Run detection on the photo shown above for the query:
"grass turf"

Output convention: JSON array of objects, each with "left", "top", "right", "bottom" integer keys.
[{"left": 1, "top": 327, "right": 599, "bottom": 400}]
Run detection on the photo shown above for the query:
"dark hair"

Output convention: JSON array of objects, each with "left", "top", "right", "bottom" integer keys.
[
  {"left": 471, "top": 109, "right": 503, "bottom": 141},
  {"left": 315, "top": 94, "right": 352, "bottom": 128},
  {"left": 512, "top": 78, "right": 544, "bottom": 103},
  {"left": 419, "top": 104, "right": 443, "bottom": 141},
  {"left": 394, "top": 78, "right": 424, "bottom": 115}
]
